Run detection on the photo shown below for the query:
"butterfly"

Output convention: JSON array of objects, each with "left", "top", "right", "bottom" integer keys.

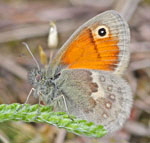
[{"left": 28, "top": 10, "right": 132, "bottom": 133}]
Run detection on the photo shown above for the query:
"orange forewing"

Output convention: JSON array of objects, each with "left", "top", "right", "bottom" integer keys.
[{"left": 61, "top": 27, "right": 119, "bottom": 71}]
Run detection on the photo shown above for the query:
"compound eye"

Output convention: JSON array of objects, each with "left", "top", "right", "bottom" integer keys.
[
  {"left": 36, "top": 74, "right": 41, "bottom": 81},
  {"left": 95, "top": 25, "right": 109, "bottom": 38}
]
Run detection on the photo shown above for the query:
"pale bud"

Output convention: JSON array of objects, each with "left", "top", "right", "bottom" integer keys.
[{"left": 48, "top": 21, "right": 58, "bottom": 49}]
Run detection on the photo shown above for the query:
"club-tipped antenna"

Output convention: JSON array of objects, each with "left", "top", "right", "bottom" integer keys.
[{"left": 22, "top": 42, "right": 40, "bottom": 71}]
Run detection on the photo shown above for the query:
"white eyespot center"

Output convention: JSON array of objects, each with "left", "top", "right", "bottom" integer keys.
[
  {"left": 100, "top": 75, "right": 105, "bottom": 82},
  {"left": 107, "top": 85, "right": 113, "bottom": 91},
  {"left": 106, "top": 102, "right": 111, "bottom": 108},
  {"left": 103, "top": 113, "right": 108, "bottom": 118},
  {"left": 110, "top": 94, "right": 115, "bottom": 100}
]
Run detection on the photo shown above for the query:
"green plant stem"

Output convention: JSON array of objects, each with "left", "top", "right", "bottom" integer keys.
[{"left": 0, "top": 103, "right": 107, "bottom": 137}]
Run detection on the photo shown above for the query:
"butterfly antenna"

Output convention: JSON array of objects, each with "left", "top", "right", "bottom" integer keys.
[{"left": 22, "top": 42, "right": 40, "bottom": 71}]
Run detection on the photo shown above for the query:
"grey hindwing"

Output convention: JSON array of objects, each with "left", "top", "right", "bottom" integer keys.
[{"left": 52, "top": 69, "right": 132, "bottom": 132}]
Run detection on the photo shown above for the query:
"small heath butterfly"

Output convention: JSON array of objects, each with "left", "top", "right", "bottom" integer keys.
[{"left": 28, "top": 10, "right": 132, "bottom": 132}]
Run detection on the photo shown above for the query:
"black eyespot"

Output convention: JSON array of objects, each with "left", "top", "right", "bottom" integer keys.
[{"left": 98, "top": 28, "right": 106, "bottom": 37}]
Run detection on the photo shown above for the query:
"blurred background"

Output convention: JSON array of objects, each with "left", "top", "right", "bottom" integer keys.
[{"left": 0, "top": 0, "right": 150, "bottom": 143}]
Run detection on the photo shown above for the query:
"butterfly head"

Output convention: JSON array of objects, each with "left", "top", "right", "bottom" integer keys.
[
  {"left": 28, "top": 68, "right": 52, "bottom": 98},
  {"left": 28, "top": 68, "right": 44, "bottom": 86},
  {"left": 28, "top": 67, "right": 61, "bottom": 104}
]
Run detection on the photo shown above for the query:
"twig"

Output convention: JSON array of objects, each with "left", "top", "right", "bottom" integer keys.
[
  {"left": 0, "top": 131, "right": 10, "bottom": 143},
  {"left": 0, "top": 20, "right": 77, "bottom": 44},
  {"left": 125, "top": 120, "right": 150, "bottom": 136},
  {"left": 134, "top": 100, "right": 150, "bottom": 113},
  {"left": 55, "top": 129, "right": 67, "bottom": 143},
  {"left": 114, "top": 0, "right": 142, "bottom": 21},
  {"left": 130, "top": 42, "right": 150, "bottom": 53},
  {"left": 129, "top": 59, "right": 150, "bottom": 71},
  {"left": 70, "top": 0, "right": 113, "bottom": 9},
  {"left": 0, "top": 55, "right": 27, "bottom": 80},
  {"left": 0, "top": 24, "right": 48, "bottom": 44}
]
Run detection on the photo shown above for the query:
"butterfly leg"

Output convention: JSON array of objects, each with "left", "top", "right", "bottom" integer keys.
[
  {"left": 15, "top": 88, "right": 35, "bottom": 113},
  {"left": 50, "top": 92, "right": 69, "bottom": 114},
  {"left": 55, "top": 87, "right": 69, "bottom": 114},
  {"left": 60, "top": 94, "right": 69, "bottom": 113}
]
